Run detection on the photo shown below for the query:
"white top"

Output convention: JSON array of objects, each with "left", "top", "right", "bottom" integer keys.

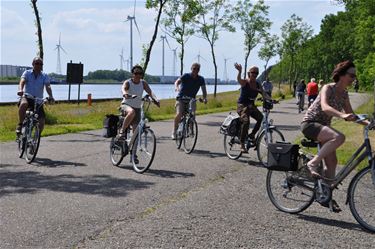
[{"left": 121, "top": 79, "right": 144, "bottom": 108}]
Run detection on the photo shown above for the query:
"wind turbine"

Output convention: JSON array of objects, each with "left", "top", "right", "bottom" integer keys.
[
  {"left": 171, "top": 47, "right": 178, "bottom": 76},
  {"left": 54, "top": 32, "right": 67, "bottom": 75},
  {"left": 195, "top": 51, "right": 207, "bottom": 64},
  {"left": 119, "top": 48, "right": 124, "bottom": 70},
  {"left": 160, "top": 34, "right": 171, "bottom": 77},
  {"left": 124, "top": 0, "right": 141, "bottom": 69},
  {"left": 223, "top": 56, "right": 232, "bottom": 83}
]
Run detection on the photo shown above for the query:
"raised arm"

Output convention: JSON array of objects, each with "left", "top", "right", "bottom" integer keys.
[{"left": 234, "top": 63, "right": 247, "bottom": 87}]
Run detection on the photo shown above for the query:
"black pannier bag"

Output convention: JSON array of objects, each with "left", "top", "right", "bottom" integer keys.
[
  {"left": 103, "top": 114, "right": 119, "bottom": 138},
  {"left": 267, "top": 142, "right": 300, "bottom": 171},
  {"left": 220, "top": 113, "right": 241, "bottom": 136}
]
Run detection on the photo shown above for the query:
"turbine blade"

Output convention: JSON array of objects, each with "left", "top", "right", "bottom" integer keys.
[
  {"left": 133, "top": 0, "right": 136, "bottom": 17},
  {"left": 165, "top": 36, "right": 172, "bottom": 50},
  {"left": 134, "top": 18, "right": 141, "bottom": 38},
  {"left": 60, "top": 46, "right": 67, "bottom": 54}
]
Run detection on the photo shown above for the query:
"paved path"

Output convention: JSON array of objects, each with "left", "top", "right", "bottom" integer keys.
[{"left": 0, "top": 93, "right": 373, "bottom": 249}]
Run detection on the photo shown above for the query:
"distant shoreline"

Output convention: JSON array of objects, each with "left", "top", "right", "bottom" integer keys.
[{"left": 0, "top": 81, "right": 237, "bottom": 85}]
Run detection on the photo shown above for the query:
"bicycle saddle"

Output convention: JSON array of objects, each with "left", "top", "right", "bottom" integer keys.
[{"left": 301, "top": 138, "right": 319, "bottom": 148}]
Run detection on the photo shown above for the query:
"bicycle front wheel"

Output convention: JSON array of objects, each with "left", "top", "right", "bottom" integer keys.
[
  {"left": 25, "top": 124, "right": 40, "bottom": 163},
  {"left": 110, "top": 137, "right": 124, "bottom": 166},
  {"left": 175, "top": 122, "right": 184, "bottom": 149},
  {"left": 223, "top": 134, "right": 242, "bottom": 160},
  {"left": 132, "top": 128, "right": 156, "bottom": 173},
  {"left": 348, "top": 166, "right": 375, "bottom": 233},
  {"left": 266, "top": 168, "right": 315, "bottom": 214},
  {"left": 183, "top": 118, "right": 198, "bottom": 154},
  {"left": 256, "top": 128, "right": 285, "bottom": 167},
  {"left": 17, "top": 133, "right": 26, "bottom": 158}
]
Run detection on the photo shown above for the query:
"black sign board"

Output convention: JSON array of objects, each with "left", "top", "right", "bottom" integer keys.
[{"left": 66, "top": 62, "right": 83, "bottom": 84}]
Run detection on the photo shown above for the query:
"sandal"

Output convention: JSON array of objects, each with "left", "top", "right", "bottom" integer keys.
[
  {"left": 320, "top": 199, "right": 342, "bottom": 213},
  {"left": 240, "top": 144, "right": 248, "bottom": 153},
  {"left": 307, "top": 162, "right": 322, "bottom": 178}
]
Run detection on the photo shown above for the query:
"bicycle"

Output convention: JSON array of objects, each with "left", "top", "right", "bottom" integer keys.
[
  {"left": 109, "top": 95, "right": 157, "bottom": 173},
  {"left": 266, "top": 114, "right": 375, "bottom": 232},
  {"left": 175, "top": 96, "right": 203, "bottom": 154},
  {"left": 223, "top": 98, "right": 285, "bottom": 166},
  {"left": 16, "top": 94, "right": 50, "bottom": 163}
]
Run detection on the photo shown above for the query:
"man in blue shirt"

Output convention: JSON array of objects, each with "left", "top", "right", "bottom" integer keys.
[
  {"left": 16, "top": 57, "right": 54, "bottom": 134},
  {"left": 172, "top": 63, "right": 207, "bottom": 139}
]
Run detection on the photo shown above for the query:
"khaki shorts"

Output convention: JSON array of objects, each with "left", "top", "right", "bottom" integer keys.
[
  {"left": 120, "top": 104, "right": 141, "bottom": 125},
  {"left": 175, "top": 100, "right": 196, "bottom": 115}
]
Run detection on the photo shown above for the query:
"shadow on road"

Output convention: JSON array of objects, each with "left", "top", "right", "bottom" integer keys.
[
  {"left": 191, "top": 149, "right": 227, "bottom": 158},
  {"left": 296, "top": 214, "right": 364, "bottom": 232},
  {"left": 145, "top": 168, "right": 195, "bottom": 178},
  {"left": 32, "top": 158, "right": 87, "bottom": 167},
  {"left": 0, "top": 171, "right": 153, "bottom": 198}
]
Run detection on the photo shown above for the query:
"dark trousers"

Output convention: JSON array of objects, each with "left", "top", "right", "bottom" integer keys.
[{"left": 237, "top": 103, "right": 263, "bottom": 143}]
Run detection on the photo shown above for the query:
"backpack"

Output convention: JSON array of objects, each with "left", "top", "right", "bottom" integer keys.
[
  {"left": 103, "top": 114, "right": 119, "bottom": 138},
  {"left": 220, "top": 112, "right": 241, "bottom": 136}
]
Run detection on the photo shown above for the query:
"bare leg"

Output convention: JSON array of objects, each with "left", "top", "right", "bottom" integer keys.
[
  {"left": 308, "top": 126, "right": 345, "bottom": 176},
  {"left": 323, "top": 152, "right": 338, "bottom": 179},
  {"left": 18, "top": 102, "right": 28, "bottom": 125},
  {"left": 121, "top": 109, "right": 135, "bottom": 134},
  {"left": 174, "top": 112, "right": 182, "bottom": 132}
]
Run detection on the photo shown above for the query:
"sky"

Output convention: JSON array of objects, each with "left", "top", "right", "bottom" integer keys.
[{"left": 1, "top": 0, "right": 345, "bottom": 80}]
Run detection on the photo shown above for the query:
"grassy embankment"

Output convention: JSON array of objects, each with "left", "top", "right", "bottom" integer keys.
[{"left": 0, "top": 85, "right": 292, "bottom": 142}]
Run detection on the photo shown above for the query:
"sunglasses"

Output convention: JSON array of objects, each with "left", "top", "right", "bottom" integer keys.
[
  {"left": 249, "top": 71, "right": 258, "bottom": 75},
  {"left": 133, "top": 72, "right": 143, "bottom": 75},
  {"left": 347, "top": 72, "right": 356, "bottom": 79},
  {"left": 34, "top": 62, "right": 43, "bottom": 65}
]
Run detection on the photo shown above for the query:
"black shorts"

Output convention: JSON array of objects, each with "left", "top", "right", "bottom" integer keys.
[
  {"left": 301, "top": 121, "right": 324, "bottom": 141},
  {"left": 19, "top": 97, "right": 45, "bottom": 119}
]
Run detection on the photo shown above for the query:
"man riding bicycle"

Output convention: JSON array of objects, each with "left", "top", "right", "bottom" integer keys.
[
  {"left": 234, "top": 63, "right": 270, "bottom": 153},
  {"left": 307, "top": 77, "right": 318, "bottom": 107},
  {"left": 172, "top": 63, "right": 207, "bottom": 140},
  {"left": 118, "top": 65, "right": 160, "bottom": 139},
  {"left": 16, "top": 57, "right": 54, "bottom": 134}
]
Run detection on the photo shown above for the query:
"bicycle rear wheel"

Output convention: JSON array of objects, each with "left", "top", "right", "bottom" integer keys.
[
  {"left": 183, "top": 118, "right": 198, "bottom": 154},
  {"left": 25, "top": 124, "right": 40, "bottom": 164},
  {"left": 223, "top": 134, "right": 242, "bottom": 160},
  {"left": 17, "top": 134, "right": 26, "bottom": 158},
  {"left": 266, "top": 167, "right": 315, "bottom": 214},
  {"left": 256, "top": 128, "right": 285, "bottom": 167},
  {"left": 110, "top": 137, "right": 124, "bottom": 166},
  {"left": 132, "top": 128, "right": 156, "bottom": 173},
  {"left": 348, "top": 166, "right": 375, "bottom": 233}
]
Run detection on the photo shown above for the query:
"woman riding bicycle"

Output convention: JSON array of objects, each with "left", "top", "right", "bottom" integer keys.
[
  {"left": 300, "top": 60, "right": 368, "bottom": 211},
  {"left": 118, "top": 65, "right": 160, "bottom": 139},
  {"left": 234, "top": 63, "right": 269, "bottom": 153}
]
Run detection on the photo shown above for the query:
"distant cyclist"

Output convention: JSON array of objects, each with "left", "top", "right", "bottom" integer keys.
[
  {"left": 16, "top": 57, "right": 54, "bottom": 134},
  {"left": 262, "top": 77, "right": 273, "bottom": 97},
  {"left": 118, "top": 65, "right": 160, "bottom": 138},
  {"left": 307, "top": 77, "right": 319, "bottom": 107},
  {"left": 172, "top": 62, "right": 207, "bottom": 140},
  {"left": 296, "top": 79, "right": 306, "bottom": 112}
]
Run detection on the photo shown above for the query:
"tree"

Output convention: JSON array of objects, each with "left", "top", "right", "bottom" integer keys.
[
  {"left": 30, "top": 0, "right": 44, "bottom": 59},
  {"left": 161, "top": 0, "right": 200, "bottom": 75},
  {"left": 195, "top": 0, "right": 235, "bottom": 97},
  {"left": 232, "top": 0, "right": 271, "bottom": 78},
  {"left": 258, "top": 34, "right": 279, "bottom": 79},
  {"left": 143, "top": 0, "right": 168, "bottom": 74},
  {"left": 280, "top": 14, "right": 313, "bottom": 86}
]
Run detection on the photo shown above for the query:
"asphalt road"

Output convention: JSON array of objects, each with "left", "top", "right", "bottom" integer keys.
[{"left": 0, "top": 93, "right": 373, "bottom": 249}]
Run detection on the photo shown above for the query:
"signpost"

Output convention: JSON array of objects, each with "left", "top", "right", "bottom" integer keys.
[{"left": 66, "top": 61, "right": 84, "bottom": 104}]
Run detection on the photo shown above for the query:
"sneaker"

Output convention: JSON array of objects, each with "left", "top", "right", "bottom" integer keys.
[
  {"left": 171, "top": 131, "right": 177, "bottom": 140},
  {"left": 15, "top": 124, "right": 22, "bottom": 134}
]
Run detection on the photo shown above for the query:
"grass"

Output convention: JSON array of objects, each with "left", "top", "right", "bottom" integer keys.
[{"left": 0, "top": 84, "right": 293, "bottom": 142}]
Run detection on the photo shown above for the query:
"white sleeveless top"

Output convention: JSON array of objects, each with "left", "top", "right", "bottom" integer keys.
[{"left": 121, "top": 79, "right": 144, "bottom": 108}]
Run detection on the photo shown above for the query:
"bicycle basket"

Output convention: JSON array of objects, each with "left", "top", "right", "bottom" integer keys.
[
  {"left": 267, "top": 142, "right": 299, "bottom": 171},
  {"left": 220, "top": 113, "right": 240, "bottom": 136},
  {"left": 263, "top": 99, "right": 273, "bottom": 110},
  {"left": 103, "top": 114, "right": 119, "bottom": 138}
]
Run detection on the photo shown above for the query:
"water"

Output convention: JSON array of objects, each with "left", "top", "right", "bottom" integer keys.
[{"left": 0, "top": 84, "right": 240, "bottom": 103}]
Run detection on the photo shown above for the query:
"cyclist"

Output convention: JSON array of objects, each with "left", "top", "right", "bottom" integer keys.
[
  {"left": 172, "top": 62, "right": 207, "bottom": 139},
  {"left": 300, "top": 60, "right": 369, "bottom": 212},
  {"left": 234, "top": 63, "right": 269, "bottom": 153},
  {"left": 16, "top": 57, "right": 54, "bottom": 134},
  {"left": 296, "top": 79, "right": 306, "bottom": 112},
  {"left": 118, "top": 65, "right": 160, "bottom": 138},
  {"left": 307, "top": 77, "right": 318, "bottom": 107},
  {"left": 261, "top": 77, "right": 273, "bottom": 97}
]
